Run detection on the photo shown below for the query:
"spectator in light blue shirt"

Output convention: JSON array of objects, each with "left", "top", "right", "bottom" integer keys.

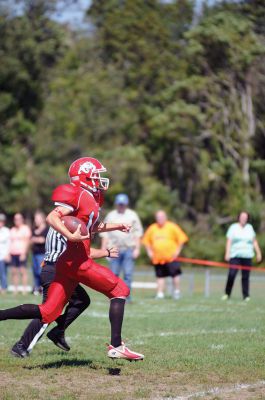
[{"left": 222, "top": 211, "right": 262, "bottom": 301}]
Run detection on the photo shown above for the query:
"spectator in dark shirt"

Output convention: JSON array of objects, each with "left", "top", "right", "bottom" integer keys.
[{"left": 31, "top": 211, "right": 49, "bottom": 295}]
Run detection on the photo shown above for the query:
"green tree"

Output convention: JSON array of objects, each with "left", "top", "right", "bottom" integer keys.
[{"left": 0, "top": 1, "right": 66, "bottom": 213}]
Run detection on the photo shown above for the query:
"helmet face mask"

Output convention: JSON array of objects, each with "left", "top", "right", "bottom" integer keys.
[
  {"left": 90, "top": 169, "right": 109, "bottom": 191},
  {"left": 68, "top": 157, "right": 109, "bottom": 192}
]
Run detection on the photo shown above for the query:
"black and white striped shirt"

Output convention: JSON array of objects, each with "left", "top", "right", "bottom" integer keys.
[{"left": 44, "top": 227, "right": 67, "bottom": 263}]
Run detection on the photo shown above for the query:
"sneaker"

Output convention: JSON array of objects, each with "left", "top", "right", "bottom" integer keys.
[
  {"left": 155, "top": 292, "right": 165, "bottom": 299},
  {"left": 32, "top": 287, "right": 42, "bottom": 296},
  {"left": 173, "top": 290, "right": 180, "bottom": 300},
  {"left": 107, "top": 343, "right": 144, "bottom": 361},
  {"left": 221, "top": 294, "right": 229, "bottom": 301},
  {"left": 244, "top": 296, "right": 250, "bottom": 302},
  {"left": 11, "top": 342, "right": 29, "bottom": 358},
  {"left": 47, "top": 327, "right": 70, "bottom": 352}
]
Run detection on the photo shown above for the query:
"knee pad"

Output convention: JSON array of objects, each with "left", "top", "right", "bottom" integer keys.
[{"left": 109, "top": 278, "right": 130, "bottom": 299}]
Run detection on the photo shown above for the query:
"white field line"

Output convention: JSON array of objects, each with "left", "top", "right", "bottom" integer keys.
[
  {"left": 52, "top": 327, "right": 257, "bottom": 344},
  {"left": 210, "top": 343, "right": 224, "bottom": 350},
  {"left": 7, "top": 285, "right": 32, "bottom": 292},
  {"left": 88, "top": 311, "right": 108, "bottom": 318},
  {"left": 132, "top": 281, "right": 157, "bottom": 289},
  {"left": 0, "top": 327, "right": 257, "bottom": 347},
  {"left": 5, "top": 281, "right": 155, "bottom": 293},
  {"left": 139, "top": 327, "right": 257, "bottom": 339},
  {"left": 163, "top": 380, "right": 265, "bottom": 400},
  {"left": 82, "top": 306, "right": 250, "bottom": 318}
]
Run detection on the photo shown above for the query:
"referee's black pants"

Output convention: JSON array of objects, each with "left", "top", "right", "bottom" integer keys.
[
  {"left": 225, "top": 257, "right": 252, "bottom": 299},
  {"left": 15, "top": 262, "right": 90, "bottom": 352}
]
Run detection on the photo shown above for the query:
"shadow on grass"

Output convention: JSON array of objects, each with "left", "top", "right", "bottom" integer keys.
[
  {"left": 108, "top": 367, "right": 121, "bottom": 376},
  {"left": 24, "top": 358, "right": 94, "bottom": 370},
  {"left": 23, "top": 359, "right": 123, "bottom": 375}
]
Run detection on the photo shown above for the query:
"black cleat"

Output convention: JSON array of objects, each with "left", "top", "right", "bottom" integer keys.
[
  {"left": 11, "top": 342, "right": 29, "bottom": 358},
  {"left": 47, "top": 327, "right": 70, "bottom": 352}
]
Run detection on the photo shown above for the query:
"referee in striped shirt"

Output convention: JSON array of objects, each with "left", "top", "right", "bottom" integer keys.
[{"left": 11, "top": 227, "right": 91, "bottom": 357}]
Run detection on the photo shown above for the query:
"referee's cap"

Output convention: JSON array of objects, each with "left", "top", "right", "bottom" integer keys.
[{"left": 115, "top": 193, "right": 129, "bottom": 206}]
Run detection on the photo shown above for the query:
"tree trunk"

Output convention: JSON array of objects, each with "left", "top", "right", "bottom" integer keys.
[{"left": 241, "top": 81, "right": 255, "bottom": 186}]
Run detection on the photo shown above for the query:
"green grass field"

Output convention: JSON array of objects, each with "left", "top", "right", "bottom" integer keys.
[{"left": 1, "top": 269, "right": 265, "bottom": 400}]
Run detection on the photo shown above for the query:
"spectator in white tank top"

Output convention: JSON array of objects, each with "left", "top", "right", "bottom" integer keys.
[{"left": 10, "top": 213, "right": 31, "bottom": 295}]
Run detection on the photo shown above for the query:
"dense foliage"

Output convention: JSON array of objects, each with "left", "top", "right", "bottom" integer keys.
[{"left": 0, "top": 0, "right": 265, "bottom": 258}]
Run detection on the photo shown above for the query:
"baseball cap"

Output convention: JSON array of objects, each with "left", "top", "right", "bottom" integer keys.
[{"left": 115, "top": 193, "right": 129, "bottom": 206}]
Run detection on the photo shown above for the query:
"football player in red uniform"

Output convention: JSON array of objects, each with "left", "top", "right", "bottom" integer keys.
[{"left": 0, "top": 157, "right": 144, "bottom": 361}]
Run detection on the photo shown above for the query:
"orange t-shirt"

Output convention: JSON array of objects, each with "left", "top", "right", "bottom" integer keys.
[{"left": 142, "top": 221, "right": 188, "bottom": 264}]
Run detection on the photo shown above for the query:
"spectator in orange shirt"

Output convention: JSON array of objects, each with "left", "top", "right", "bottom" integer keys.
[{"left": 142, "top": 210, "right": 188, "bottom": 299}]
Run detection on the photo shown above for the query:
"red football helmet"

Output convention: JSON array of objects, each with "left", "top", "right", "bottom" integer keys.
[{"left": 68, "top": 157, "right": 109, "bottom": 192}]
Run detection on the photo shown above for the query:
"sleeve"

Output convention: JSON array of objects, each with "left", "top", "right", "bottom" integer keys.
[
  {"left": 173, "top": 224, "right": 188, "bottom": 244},
  {"left": 142, "top": 226, "right": 153, "bottom": 247},
  {"left": 226, "top": 225, "right": 234, "bottom": 239},
  {"left": 132, "top": 212, "right": 143, "bottom": 238},
  {"left": 51, "top": 184, "right": 79, "bottom": 211},
  {"left": 251, "top": 224, "right": 256, "bottom": 238}
]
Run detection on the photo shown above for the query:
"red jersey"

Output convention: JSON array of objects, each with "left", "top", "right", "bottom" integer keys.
[{"left": 51, "top": 184, "right": 100, "bottom": 256}]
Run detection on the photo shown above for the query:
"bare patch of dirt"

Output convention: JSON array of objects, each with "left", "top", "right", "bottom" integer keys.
[{"left": 1, "top": 368, "right": 265, "bottom": 400}]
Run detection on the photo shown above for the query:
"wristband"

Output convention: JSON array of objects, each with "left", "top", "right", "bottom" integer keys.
[{"left": 107, "top": 248, "right": 111, "bottom": 257}]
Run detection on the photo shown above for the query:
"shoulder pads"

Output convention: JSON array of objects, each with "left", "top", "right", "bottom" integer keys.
[{"left": 51, "top": 184, "right": 80, "bottom": 208}]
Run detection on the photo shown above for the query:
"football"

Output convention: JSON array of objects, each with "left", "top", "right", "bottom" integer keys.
[{"left": 61, "top": 216, "right": 88, "bottom": 236}]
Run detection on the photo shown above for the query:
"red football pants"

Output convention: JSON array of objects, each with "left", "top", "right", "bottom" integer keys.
[{"left": 39, "top": 251, "right": 130, "bottom": 323}]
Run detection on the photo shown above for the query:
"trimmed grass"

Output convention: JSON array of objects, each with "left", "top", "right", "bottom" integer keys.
[{"left": 0, "top": 269, "right": 265, "bottom": 399}]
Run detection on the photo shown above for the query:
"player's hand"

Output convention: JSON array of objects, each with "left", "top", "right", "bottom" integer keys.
[
  {"left": 69, "top": 224, "right": 90, "bottom": 242},
  {"left": 107, "top": 247, "right": 119, "bottom": 258},
  {"left": 256, "top": 253, "right": 262, "bottom": 263},
  {"left": 118, "top": 224, "right": 131, "bottom": 233}
]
